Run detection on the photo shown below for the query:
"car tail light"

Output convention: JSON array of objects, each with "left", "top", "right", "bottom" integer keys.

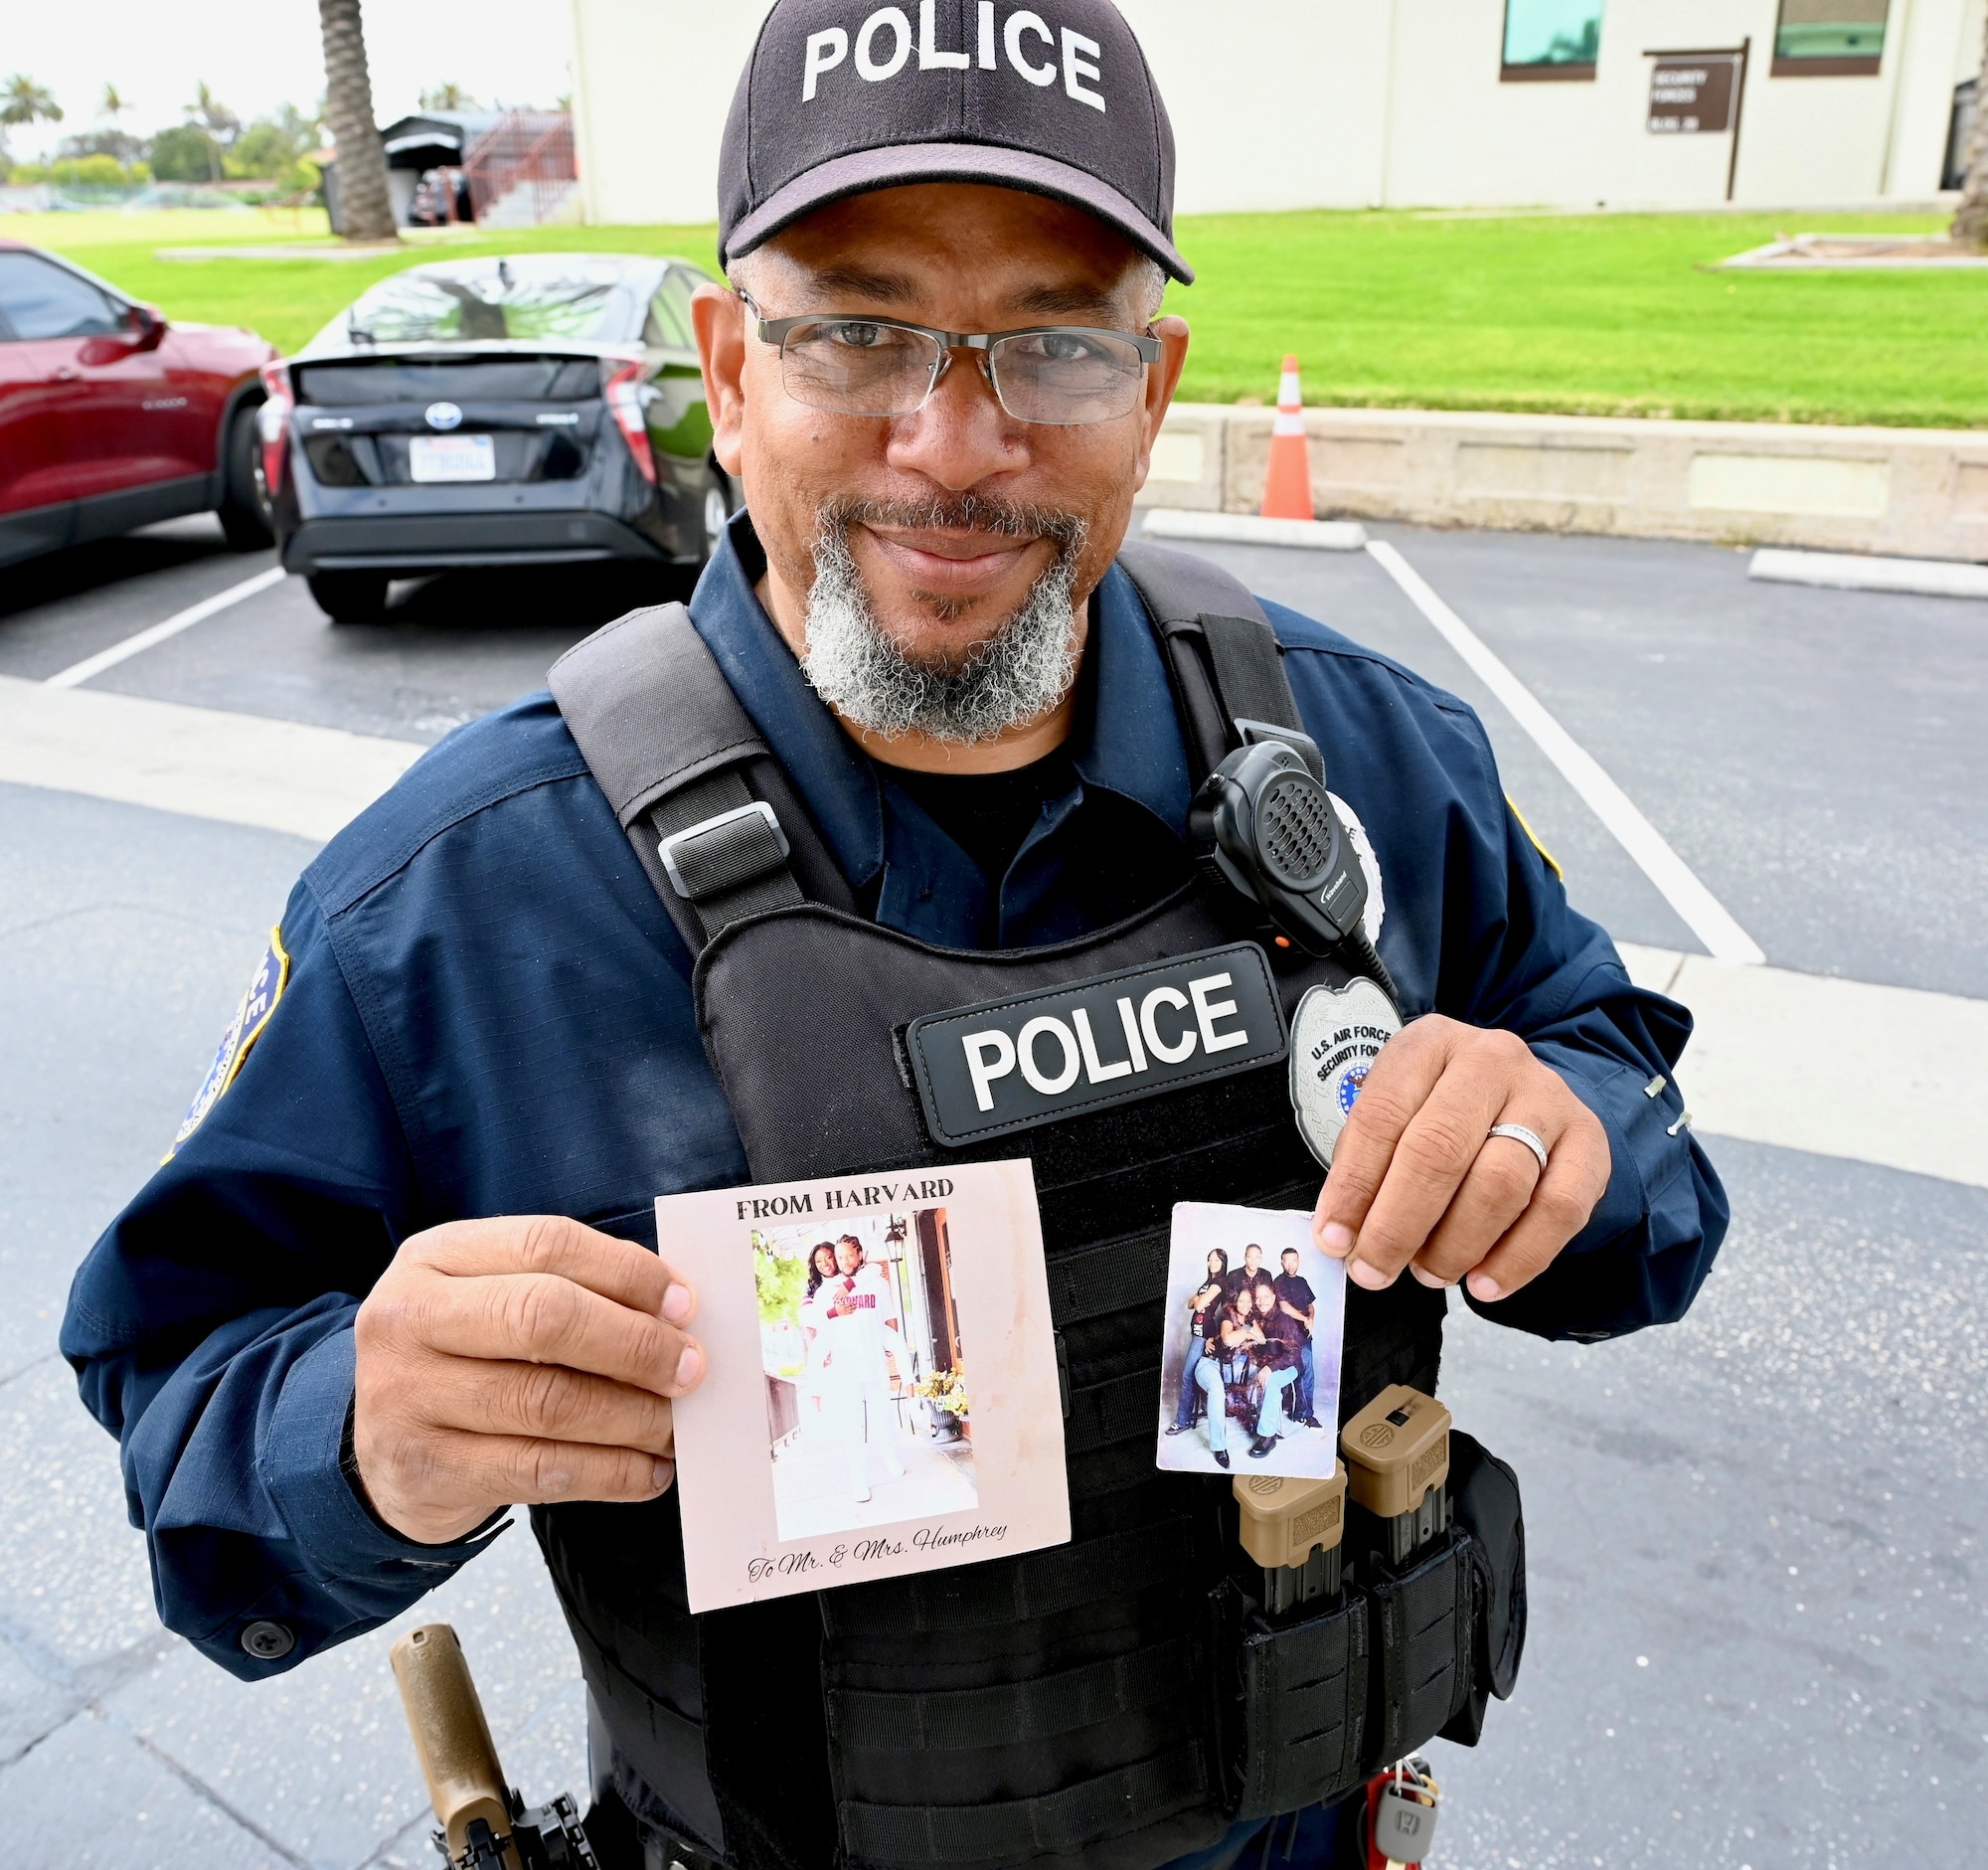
[
  {"left": 257, "top": 361, "right": 294, "bottom": 496},
  {"left": 602, "top": 360, "right": 657, "bottom": 484}
]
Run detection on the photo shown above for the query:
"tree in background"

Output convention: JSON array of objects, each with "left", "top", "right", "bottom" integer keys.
[
  {"left": 56, "top": 127, "right": 148, "bottom": 166},
  {"left": 183, "top": 82, "right": 241, "bottom": 184},
  {"left": 318, "top": 0, "right": 397, "bottom": 243},
  {"left": 230, "top": 102, "right": 324, "bottom": 190},
  {"left": 1, "top": 74, "right": 63, "bottom": 181},
  {"left": 148, "top": 124, "right": 223, "bottom": 183},
  {"left": 41, "top": 152, "right": 130, "bottom": 189},
  {"left": 2, "top": 74, "right": 64, "bottom": 139},
  {"left": 56, "top": 89, "right": 145, "bottom": 169},
  {"left": 418, "top": 83, "right": 478, "bottom": 112},
  {"left": 1954, "top": 13, "right": 1988, "bottom": 249}
]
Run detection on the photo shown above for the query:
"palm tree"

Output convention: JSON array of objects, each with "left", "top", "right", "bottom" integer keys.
[
  {"left": 100, "top": 84, "right": 130, "bottom": 124},
  {"left": 318, "top": 0, "right": 398, "bottom": 243},
  {"left": 1954, "top": 13, "right": 1988, "bottom": 249},
  {"left": 419, "top": 82, "right": 476, "bottom": 111},
  {"left": 184, "top": 82, "right": 240, "bottom": 184},
  {"left": 1, "top": 74, "right": 64, "bottom": 134}
]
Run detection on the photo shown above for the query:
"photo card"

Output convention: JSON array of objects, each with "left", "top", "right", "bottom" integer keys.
[
  {"left": 1156, "top": 1202, "right": 1346, "bottom": 1479},
  {"left": 659, "top": 1158, "right": 1070, "bottom": 1613}
]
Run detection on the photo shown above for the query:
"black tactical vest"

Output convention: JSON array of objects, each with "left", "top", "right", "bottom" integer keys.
[{"left": 540, "top": 546, "right": 1516, "bottom": 1870}]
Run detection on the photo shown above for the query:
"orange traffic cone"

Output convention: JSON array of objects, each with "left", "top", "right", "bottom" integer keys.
[{"left": 1259, "top": 354, "right": 1314, "bottom": 521}]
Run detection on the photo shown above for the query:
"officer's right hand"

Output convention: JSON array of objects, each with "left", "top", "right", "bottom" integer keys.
[{"left": 352, "top": 1216, "right": 704, "bottom": 1545}]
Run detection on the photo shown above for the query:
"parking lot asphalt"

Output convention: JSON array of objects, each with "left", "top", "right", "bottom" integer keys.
[
  {"left": 0, "top": 520, "right": 666, "bottom": 745},
  {"left": 1185, "top": 525, "right": 1988, "bottom": 1002},
  {"left": 2, "top": 515, "right": 1982, "bottom": 1868}
]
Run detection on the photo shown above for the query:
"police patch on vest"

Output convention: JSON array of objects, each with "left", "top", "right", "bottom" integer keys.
[
  {"left": 165, "top": 926, "right": 290, "bottom": 1161},
  {"left": 906, "top": 942, "right": 1286, "bottom": 1146},
  {"left": 1288, "top": 976, "right": 1402, "bottom": 1168}
]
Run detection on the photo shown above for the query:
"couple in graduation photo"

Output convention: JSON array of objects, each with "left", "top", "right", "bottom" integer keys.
[{"left": 1157, "top": 1209, "right": 1344, "bottom": 1478}]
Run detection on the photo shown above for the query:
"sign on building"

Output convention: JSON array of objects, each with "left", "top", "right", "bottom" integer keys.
[{"left": 1648, "top": 53, "right": 1743, "bottom": 134}]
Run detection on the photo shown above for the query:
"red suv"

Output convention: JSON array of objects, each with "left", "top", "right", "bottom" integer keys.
[{"left": 0, "top": 242, "right": 278, "bottom": 570}]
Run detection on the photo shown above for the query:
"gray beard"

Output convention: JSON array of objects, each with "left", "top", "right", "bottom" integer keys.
[{"left": 799, "top": 500, "right": 1084, "bottom": 745}]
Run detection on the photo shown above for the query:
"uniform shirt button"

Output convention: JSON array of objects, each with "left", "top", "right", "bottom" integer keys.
[{"left": 240, "top": 1619, "right": 295, "bottom": 1660}]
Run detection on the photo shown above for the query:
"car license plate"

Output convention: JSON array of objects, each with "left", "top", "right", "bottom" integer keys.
[{"left": 409, "top": 433, "right": 495, "bottom": 482}]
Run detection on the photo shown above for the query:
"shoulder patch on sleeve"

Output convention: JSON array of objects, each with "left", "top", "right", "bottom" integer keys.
[
  {"left": 1506, "top": 793, "right": 1564, "bottom": 881},
  {"left": 164, "top": 926, "right": 291, "bottom": 1161}
]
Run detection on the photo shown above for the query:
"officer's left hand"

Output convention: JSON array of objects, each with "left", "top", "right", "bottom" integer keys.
[{"left": 1312, "top": 1015, "right": 1610, "bottom": 1302}]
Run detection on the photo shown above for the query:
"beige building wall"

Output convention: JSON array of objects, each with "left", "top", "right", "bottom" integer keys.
[
  {"left": 570, "top": 0, "right": 773, "bottom": 227},
  {"left": 1883, "top": 0, "right": 1983, "bottom": 192},
  {"left": 1112, "top": 1, "right": 1392, "bottom": 211},
  {"left": 566, "top": 0, "right": 1981, "bottom": 226}
]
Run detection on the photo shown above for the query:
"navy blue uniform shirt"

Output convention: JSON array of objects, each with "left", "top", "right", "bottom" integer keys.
[{"left": 63, "top": 515, "right": 1727, "bottom": 1679}]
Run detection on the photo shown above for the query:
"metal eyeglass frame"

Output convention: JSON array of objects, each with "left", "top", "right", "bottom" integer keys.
[{"left": 741, "top": 293, "right": 1162, "bottom": 425}]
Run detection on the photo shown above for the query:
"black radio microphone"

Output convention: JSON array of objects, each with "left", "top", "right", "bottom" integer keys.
[{"left": 1188, "top": 722, "right": 1399, "bottom": 1005}]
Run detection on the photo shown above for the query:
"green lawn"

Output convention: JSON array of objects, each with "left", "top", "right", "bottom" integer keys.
[
  {"left": 21, "top": 206, "right": 1984, "bottom": 428},
  {"left": 1169, "top": 209, "right": 1983, "bottom": 428},
  {"left": 22, "top": 211, "right": 725, "bottom": 357}
]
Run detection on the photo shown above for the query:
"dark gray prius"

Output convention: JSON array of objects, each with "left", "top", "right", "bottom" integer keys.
[{"left": 261, "top": 254, "right": 735, "bottom": 621}]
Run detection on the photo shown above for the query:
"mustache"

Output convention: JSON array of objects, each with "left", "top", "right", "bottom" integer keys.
[{"left": 815, "top": 494, "right": 1088, "bottom": 549}]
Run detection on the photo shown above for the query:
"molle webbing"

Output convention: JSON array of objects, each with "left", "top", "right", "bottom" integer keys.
[
  {"left": 1045, "top": 1222, "right": 1169, "bottom": 1327},
  {"left": 829, "top": 1637, "right": 1192, "bottom": 1752},
  {"left": 840, "top": 1744, "right": 1208, "bottom": 1867}
]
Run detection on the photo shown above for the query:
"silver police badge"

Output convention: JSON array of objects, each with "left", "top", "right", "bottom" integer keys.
[{"left": 1288, "top": 976, "right": 1402, "bottom": 1168}]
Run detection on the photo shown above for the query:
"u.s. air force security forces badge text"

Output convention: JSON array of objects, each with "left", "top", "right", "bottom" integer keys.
[
  {"left": 1289, "top": 977, "right": 1402, "bottom": 1168},
  {"left": 165, "top": 926, "right": 290, "bottom": 1161},
  {"left": 907, "top": 943, "right": 1287, "bottom": 1147}
]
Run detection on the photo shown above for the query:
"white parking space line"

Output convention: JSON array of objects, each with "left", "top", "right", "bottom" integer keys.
[
  {"left": 43, "top": 565, "right": 289, "bottom": 690},
  {"left": 0, "top": 675, "right": 422, "bottom": 842},
  {"left": 1617, "top": 942, "right": 1988, "bottom": 1190},
  {"left": 1365, "top": 539, "right": 1767, "bottom": 967}
]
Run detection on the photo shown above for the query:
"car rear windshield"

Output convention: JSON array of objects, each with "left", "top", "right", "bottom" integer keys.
[
  {"left": 293, "top": 357, "right": 605, "bottom": 406},
  {"left": 333, "top": 258, "right": 649, "bottom": 347}
]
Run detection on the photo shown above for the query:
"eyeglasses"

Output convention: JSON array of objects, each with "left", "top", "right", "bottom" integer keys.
[{"left": 746, "top": 297, "right": 1160, "bottom": 426}]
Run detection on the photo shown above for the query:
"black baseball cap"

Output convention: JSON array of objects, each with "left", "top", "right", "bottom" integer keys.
[{"left": 718, "top": 0, "right": 1192, "bottom": 284}]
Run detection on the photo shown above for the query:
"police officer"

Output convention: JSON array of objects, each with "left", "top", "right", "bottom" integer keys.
[{"left": 62, "top": 4, "right": 1727, "bottom": 1867}]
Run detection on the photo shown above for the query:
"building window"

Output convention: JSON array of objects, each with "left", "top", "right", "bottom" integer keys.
[
  {"left": 1501, "top": 0, "right": 1604, "bottom": 82},
  {"left": 1772, "top": 0, "right": 1889, "bottom": 76}
]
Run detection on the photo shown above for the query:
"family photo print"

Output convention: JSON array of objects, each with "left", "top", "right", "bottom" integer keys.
[
  {"left": 1156, "top": 1202, "right": 1346, "bottom": 1477},
  {"left": 658, "top": 1159, "right": 1070, "bottom": 1612}
]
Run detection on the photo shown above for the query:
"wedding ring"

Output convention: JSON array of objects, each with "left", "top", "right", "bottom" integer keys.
[{"left": 1486, "top": 1122, "right": 1550, "bottom": 1174}]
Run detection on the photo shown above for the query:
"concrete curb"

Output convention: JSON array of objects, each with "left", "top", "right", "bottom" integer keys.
[
  {"left": 1139, "top": 509, "right": 1368, "bottom": 551},
  {"left": 1747, "top": 547, "right": 1988, "bottom": 599},
  {"left": 1138, "top": 404, "right": 1988, "bottom": 561}
]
